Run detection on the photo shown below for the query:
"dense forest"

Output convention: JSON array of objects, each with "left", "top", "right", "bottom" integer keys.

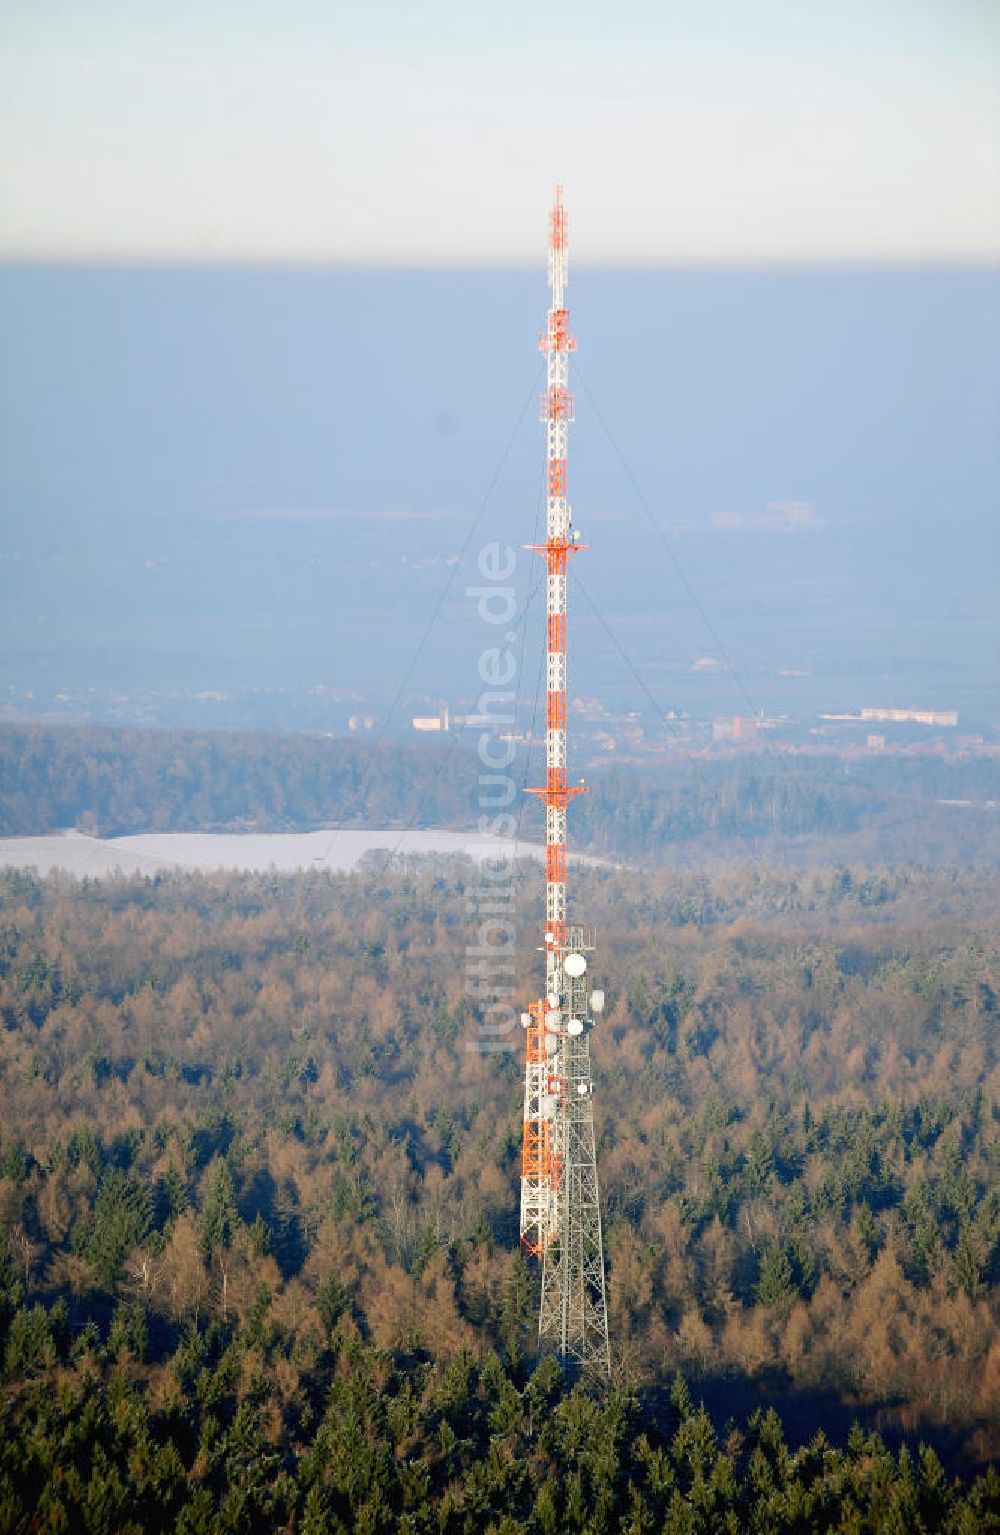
[
  {"left": 2, "top": 722, "right": 998, "bottom": 866},
  {"left": 0, "top": 859, "right": 997, "bottom": 1529}
]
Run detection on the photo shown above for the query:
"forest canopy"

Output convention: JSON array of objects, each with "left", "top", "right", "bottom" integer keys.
[
  {"left": 0, "top": 858, "right": 997, "bottom": 1530},
  {"left": 2, "top": 721, "right": 998, "bottom": 865}
]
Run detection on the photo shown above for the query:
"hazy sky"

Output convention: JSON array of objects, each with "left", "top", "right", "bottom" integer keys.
[{"left": 1, "top": 0, "right": 999, "bottom": 264}]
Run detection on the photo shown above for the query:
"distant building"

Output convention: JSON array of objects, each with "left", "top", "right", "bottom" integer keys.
[
  {"left": 412, "top": 706, "right": 450, "bottom": 733},
  {"left": 571, "top": 695, "right": 609, "bottom": 719},
  {"left": 861, "top": 707, "right": 957, "bottom": 728},
  {"left": 821, "top": 708, "right": 959, "bottom": 729},
  {"left": 451, "top": 714, "right": 501, "bottom": 730},
  {"left": 713, "top": 716, "right": 759, "bottom": 743},
  {"left": 867, "top": 733, "right": 886, "bottom": 750},
  {"left": 348, "top": 714, "right": 375, "bottom": 732}
]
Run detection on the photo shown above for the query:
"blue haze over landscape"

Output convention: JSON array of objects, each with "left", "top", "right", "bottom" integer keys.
[{"left": 1, "top": 264, "right": 997, "bottom": 733}]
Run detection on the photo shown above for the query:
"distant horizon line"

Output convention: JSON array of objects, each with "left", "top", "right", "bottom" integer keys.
[{"left": 2, "top": 253, "right": 998, "bottom": 277}]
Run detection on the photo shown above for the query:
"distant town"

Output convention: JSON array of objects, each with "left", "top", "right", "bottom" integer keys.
[
  {"left": 400, "top": 698, "right": 995, "bottom": 768},
  {"left": 408, "top": 699, "right": 973, "bottom": 752},
  {"left": 5, "top": 678, "right": 995, "bottom": 768}
]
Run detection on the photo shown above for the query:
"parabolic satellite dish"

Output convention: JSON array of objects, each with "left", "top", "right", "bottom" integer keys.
[{"left": 564, "top": 952, "right": 587, "bottom": 978}]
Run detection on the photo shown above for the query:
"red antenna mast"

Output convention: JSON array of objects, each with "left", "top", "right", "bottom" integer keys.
[{"left": 518, "top": 187, "right": 610, "bottom": 1375}]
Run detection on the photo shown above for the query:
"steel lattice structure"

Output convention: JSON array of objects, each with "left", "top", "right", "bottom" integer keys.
[{"left": 519, "top": 187, "right": 610, "bottom": 1378}]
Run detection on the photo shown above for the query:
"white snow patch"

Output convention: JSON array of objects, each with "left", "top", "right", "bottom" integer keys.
[{"left": 0, "top": 828, "right": 601, "bottom": 878}]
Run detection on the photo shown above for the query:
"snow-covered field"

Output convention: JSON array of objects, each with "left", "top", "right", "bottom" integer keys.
[{"left": 0, "top": 828, "right": 563, "bottom": 878}]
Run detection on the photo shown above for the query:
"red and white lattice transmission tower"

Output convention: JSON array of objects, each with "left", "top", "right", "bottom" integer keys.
[{"left": 519, "top": 187, "right": 610, "bottom": 1377}]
